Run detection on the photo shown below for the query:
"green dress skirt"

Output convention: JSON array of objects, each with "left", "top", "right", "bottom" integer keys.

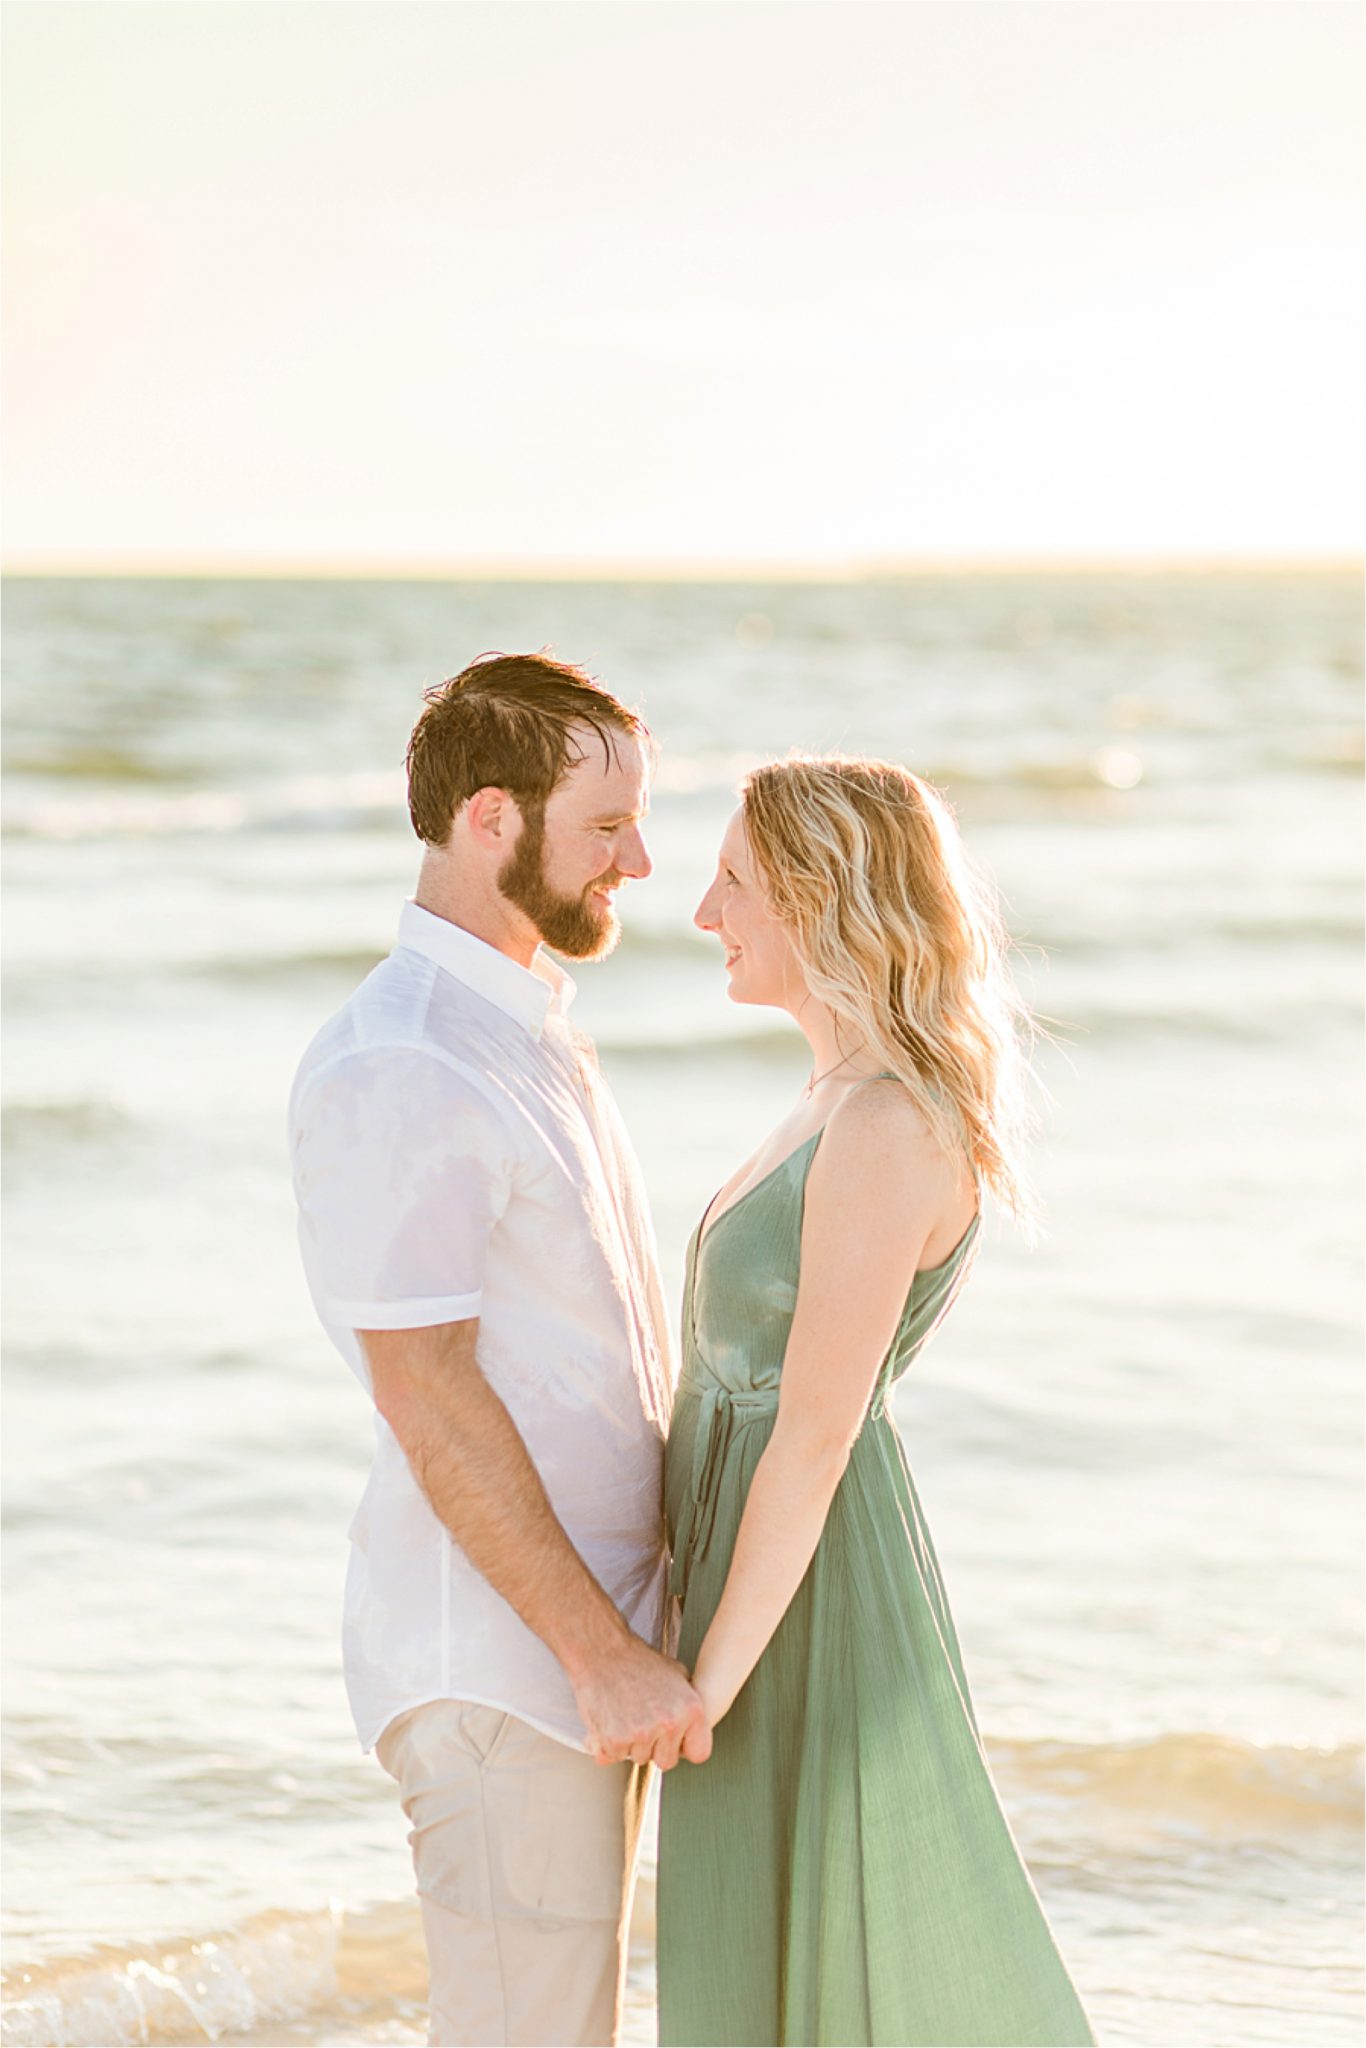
[{"left": 657, "top": 1129, "right": 1095, "bottom": 2048}]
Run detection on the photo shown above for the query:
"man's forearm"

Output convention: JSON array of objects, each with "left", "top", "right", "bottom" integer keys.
[{"left": 365, "top": 1329, "right": 629, "bottom": 1679}]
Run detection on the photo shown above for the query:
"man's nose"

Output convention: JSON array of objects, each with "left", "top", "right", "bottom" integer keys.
[{"left": 618, "top": 825, "right": 652, "bottom": 881}]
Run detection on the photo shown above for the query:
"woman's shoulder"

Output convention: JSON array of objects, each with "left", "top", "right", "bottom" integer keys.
[
  {"left": 816, "top": 1074, "right": 971, "bottom": 1209},
  {"left": 826, "top": 1071, "right": 939, "bottom": 1145},
  {"left": 799, "top": 1077, "right": 975, "bottom": 1281}
]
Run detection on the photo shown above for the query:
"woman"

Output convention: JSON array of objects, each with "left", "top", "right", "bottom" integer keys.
[{"left": 657, "top": 755, "right": 1095, "bottom": 2048}]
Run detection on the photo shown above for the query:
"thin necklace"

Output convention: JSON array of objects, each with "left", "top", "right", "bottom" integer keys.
[{"left": 802, "top": 1049, "right": 865, "bottom": 1099}]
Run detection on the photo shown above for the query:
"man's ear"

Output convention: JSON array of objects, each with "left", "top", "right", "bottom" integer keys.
[{"left": 464, "top": 786, "right": 520, "bottom": 849}]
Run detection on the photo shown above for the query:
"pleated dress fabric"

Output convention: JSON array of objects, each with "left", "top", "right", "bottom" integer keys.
[{"left": 656, "top": 1127, "right": 1096, "bottom": 2048}]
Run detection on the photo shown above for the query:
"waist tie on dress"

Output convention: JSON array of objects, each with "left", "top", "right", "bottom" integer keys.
[{"left": 669, "top": 1380, "right": 781, "bottom": 1604}]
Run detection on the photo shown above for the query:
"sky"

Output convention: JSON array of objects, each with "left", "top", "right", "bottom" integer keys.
[{"left": 2, "top": 0, "right": 1361, "bottom": 571}]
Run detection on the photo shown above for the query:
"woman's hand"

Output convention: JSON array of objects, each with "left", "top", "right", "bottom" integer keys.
[
  {"left": 681, "top": 1703, "right": 714, "bottom": 1764},
  {"left": 686, "top": 1660, "right": 737, "bottom": 1748},
  {"left": 676, "top": 1681, "right": 717, "bottom": 1763}
]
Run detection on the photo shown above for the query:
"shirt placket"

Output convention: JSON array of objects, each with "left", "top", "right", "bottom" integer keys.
[{"left": 543, "top": 1019, "right": 671, "bottom": 1438}]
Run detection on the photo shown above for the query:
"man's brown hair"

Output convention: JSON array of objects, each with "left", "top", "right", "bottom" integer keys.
[{"left": 405, "top": 652, "right": 648, "bottom": 847}]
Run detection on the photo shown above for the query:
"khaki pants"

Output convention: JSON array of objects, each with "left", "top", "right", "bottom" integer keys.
[{"left": 376, "top": 1700, "right": 649, "bottom": 2048}]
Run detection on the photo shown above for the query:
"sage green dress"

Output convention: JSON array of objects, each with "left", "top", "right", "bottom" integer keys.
[{"left": 657, "top": 1127, "right": 1095, "bottom": 2048}]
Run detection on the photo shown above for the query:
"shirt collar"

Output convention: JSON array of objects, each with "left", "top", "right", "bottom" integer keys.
[{"left": 395, "top": 900, "right": 576, "bottom": 1041}]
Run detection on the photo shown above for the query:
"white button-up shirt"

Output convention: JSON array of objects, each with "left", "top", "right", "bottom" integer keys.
[{"left": 289, "top": 901, "right": 674, "bottom": 1754}]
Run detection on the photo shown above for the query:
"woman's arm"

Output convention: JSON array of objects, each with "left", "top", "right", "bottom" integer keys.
[{"left": 690, "top": 1082, "right": 967, "bottom": 1725}]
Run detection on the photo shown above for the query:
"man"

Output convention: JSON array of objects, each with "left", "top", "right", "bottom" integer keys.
[{"left": 288, "top": 652, "right": 709, "bottom": 2048}]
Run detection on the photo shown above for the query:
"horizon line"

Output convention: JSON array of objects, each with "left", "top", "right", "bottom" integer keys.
[{"left": 2, "top": 549, "right": 1362, "bottom": 582}]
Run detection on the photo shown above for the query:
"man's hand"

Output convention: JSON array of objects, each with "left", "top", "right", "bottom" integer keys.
[
  {"left": 570, "top": 1632, "right": 712, "bottom": 1771},
  {"left": 361, "top": 1321, "right": 713, "bottom": 1769}
]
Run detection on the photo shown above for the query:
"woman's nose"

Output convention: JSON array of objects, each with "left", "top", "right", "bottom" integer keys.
[{"left": 694, "top": 883, "right": 719, "bottom": 932}]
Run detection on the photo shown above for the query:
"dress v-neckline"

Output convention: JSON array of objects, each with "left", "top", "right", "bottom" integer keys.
[
  {"left": 688, "top": 1073, "right": 984, "bottom": 1359},
  {"left": 694, "top": 1127, "right": 826, "bottom": 1262},
  {"left": 689, "top": 1126, "right": 983, "bottom": 1342},
  {"left": 694, "top": 1072, "right": 910, "bottom": 1259}
]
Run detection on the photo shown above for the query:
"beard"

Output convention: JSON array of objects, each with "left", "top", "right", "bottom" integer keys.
[{"left": 498, "top": 803, "right": 623, "bottom": 961}]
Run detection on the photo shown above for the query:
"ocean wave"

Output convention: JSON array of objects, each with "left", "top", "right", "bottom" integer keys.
[
  {"left": 4, "top": 746, "right": 189, "bottom": 786},
  {"left": 990, "top": 1731, "right": 1364, "bottom": 1835},
  {"left": 191, "top": 924, "right": 718, "bottom": 986},
  {"left": 1051, "top": 997, "right": 1363, "bottom": 1045},
  {"left": 596, "top": 1023, "right": 809, "bottom": 1060},
  {"left": 1, "top": 1734, "right": 1357, "bottom": 2044},
  {"left": 186, "top": 946, "right": 392, "bottom": 985},
  {"left": 2, "top": 1736, "right": 1359, "bottom": 2039},
  {"left": 594, "top": 987, "right": 1359, "bottom": 1056},
  {"left": 3, "top": 762, "right": 746, "bottom": 841},
  {"left": 0, "top": 1900, "right": 423, "bottom": 2048},
  {"left": 0, "top": 773, "right": 410, "bottom": 844},
  {"left": 1, "top": 1099, "right": 132, "bottom": 1147},
  {"left": 12, "top": 739, "right": 1352, "bottom": 844},
  {"left": 0, "top": 759, "right": 1113, "bottom": 844},
  {"left": 1046, "top": 911, "right": 1365, "bottom": 956},
  {"left": 0, "top": 1891, "right": 642, "bottom": 2048}
]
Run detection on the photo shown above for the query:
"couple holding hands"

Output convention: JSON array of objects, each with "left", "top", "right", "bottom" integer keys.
[{"left": 289, "top": 652, "right": 1093, "bottom": 2048}]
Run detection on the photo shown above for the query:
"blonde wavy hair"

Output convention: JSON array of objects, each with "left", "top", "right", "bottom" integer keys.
[{"left": 741, "top": 753, "right": 1039, "bottom": 1223}]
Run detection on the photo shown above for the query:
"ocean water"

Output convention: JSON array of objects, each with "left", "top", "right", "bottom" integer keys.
[{"left": 1, "top": 570, "right": 1361, "bottom": 2048}]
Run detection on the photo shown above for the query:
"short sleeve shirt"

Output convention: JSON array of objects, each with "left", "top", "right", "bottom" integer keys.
[{"left": 289, "top": 902, "right": 674, "bottom": 1752}]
